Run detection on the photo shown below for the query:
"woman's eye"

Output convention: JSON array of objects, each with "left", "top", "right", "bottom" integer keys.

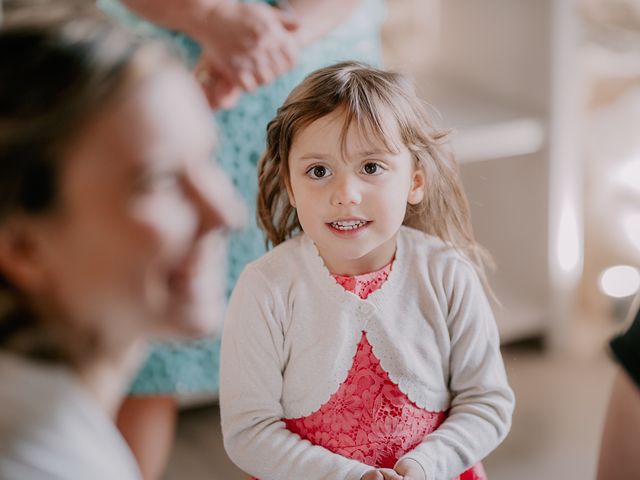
[
  {"left": 135, "top": 171, "right": 180, "bottom": 193},
  {"left": 362, "top": 162, "right": 383, "bottom": 175},
  {"left": 307, "top": 165, "right": 331, "bottom": 179}
]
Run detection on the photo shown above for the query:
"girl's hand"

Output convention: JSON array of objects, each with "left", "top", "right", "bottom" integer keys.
[
  {"left": 394, "top": 459, "right": 425, "bottom": 480},
  {"left": 361, "top": 468, "right": 404, "bottom": 480},
  {"left": 193, "top": 1, "right": 299, "bottom": 98}
]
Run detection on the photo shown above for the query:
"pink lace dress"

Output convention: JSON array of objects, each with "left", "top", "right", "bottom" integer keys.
[{"left": 254, "top": 263, "right": 486, "bottom": 480}]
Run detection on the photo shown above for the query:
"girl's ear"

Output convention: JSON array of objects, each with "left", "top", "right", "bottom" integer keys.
[
  {"left": 0, "top": 218, "right": 48, "bottom": 293},
  {"left": 407, "top": 165, "right": 426, "bottom": 205}
]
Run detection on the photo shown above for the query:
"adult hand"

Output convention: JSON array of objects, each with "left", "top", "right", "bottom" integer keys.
[
  {"left": 394, "top": 459, "right": 425, "bottom": 480},
  {"left": 194, "top": 67, "right": 243, "bottom": 110},
  {"left": 361, "top": 468, "right": 404, "bottom": 480},
  {"left": 193, "top": 1, "right": 299, "bottom": 105}
]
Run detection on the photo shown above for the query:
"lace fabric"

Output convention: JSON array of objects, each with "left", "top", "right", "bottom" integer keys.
[
  {"left": 252, "top": 263, "right": 486, "bottom": 479},
  {"left": 286, "top": 332, "right": 447, "bottom": 467}
]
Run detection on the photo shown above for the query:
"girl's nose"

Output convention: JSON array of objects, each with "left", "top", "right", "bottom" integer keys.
[
  {"left": 330, "top": 175, "right": 362, "bottom": 206},
  {"left": 183, "top": 164, "right": 247, "bottom": 237}
]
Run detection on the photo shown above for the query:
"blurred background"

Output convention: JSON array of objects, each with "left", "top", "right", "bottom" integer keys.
[
  {"left": 165, "top": 0, "right": 640, "bottom": 478},
  {"left": 384, "top": 1, "right": 640, "bottom": 477}
]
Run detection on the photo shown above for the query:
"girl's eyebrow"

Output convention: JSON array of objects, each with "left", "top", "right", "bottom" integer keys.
[
  {"left": 296, "top": 153, "right": 332, "bottom": 162},
  {"left": 294, "top": 149, "right": 397, "bottom": 164},
  {"left": 356, "top": 149, "right": 394, "bottom": 157}
]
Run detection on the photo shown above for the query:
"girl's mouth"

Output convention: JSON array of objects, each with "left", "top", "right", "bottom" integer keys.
[{"left": 328, "top": 220, "right": 370, "bottom": 231}]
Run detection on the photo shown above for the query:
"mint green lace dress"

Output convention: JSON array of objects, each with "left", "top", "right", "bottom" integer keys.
[{"left": 98, "top": 0, "right": 385, "bottom": 395}]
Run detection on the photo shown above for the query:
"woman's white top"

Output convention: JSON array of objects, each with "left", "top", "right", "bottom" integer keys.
[
  {"left": 0, "top": 353, "right": 141, "bottom": 480},
  {"left": 220, "top": 226, "right": 515, "bottom": 480}
]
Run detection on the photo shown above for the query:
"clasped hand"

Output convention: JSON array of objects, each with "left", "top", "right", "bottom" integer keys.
[
  {"left": 361, "top": 459, "right": 426, "bottom": 480},
  {"left": 191, "top": 1, "right": 300, "bottom": 109}
]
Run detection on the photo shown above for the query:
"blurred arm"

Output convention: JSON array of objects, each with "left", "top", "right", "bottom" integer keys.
[
  {"left": 286, "top": 0, "right": 362, "bottom": 47},
  {"left": 117, "top": 0, "right": 225, "bottom": 33},
  {"left": 597, "top": 371, "right": 640, "bottom": 480}
]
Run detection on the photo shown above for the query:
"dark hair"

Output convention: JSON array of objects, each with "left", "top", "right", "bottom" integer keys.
[{"left": 0, "top": 1, "right": 175, "bottom": 362}]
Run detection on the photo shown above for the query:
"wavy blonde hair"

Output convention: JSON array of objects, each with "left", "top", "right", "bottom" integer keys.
[{"left": 257, "top": 61, "right": 492, "bottom": 280}]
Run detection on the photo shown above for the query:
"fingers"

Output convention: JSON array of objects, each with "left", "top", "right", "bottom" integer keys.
[
  {"left": 265, "top": 50, "right": 286, "bottom": 81},
  {"left": 194, "top": 3, "right": 301, "bottom": 99},
  {"left": 236, "top": 68, "right": 259, "bottom": 93},
  {"left": 194, "top": 60, "right": 242, "bottom": 110},
  {"left": 251, "top": 55, "right": 277, "bottom": 86},
  {"left": 275, "top": 10, "right": 299, "bottom": 32},
  {"left": 379, "top": 468, "right": 404, "bottom": 480},
  {"left": 235, "top": 5, "right": 298, "bottom": 86},
  {"left": 230, "top": 46, "right": 292, "bottom": 91},
  {"left": 363, "top": 471, "right": 385, "bottom": 480},
  {"left": 246, "top": 25, "right": 298, "bottom": 85},
  {"left": 211, "top": 82, "right": 242, "bottom": 110},
  {"left": 197, "top": 3, "right": 299, "bottom": 92}
]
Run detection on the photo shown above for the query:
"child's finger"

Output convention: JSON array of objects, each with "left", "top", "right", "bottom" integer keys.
[
  {"left": 379, "top": 468, "right": 404, "bottom": 480},
  {"left": 361, "top": 470, "right": 384, "bottom": 480}
]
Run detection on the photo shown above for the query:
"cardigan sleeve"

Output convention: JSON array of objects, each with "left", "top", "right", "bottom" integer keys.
[
  {"left": 219, "top": 266, "right": 373, "bottom": 480},
  {"left": 397, "top": 258, "right": 515, "bottom": 480}
]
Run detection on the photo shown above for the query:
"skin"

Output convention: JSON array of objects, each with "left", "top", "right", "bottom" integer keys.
[
  {"left": 31, "top": 64, "right": 240, "bottom": 342},
  {"left": 121, "top": 0, "right": 299, "bottom": 108},
  {"left": 597, "top": 371, "right": 640, "bottom": 480},
  {"left": 112, "top": 2, "right": 365, "bottom": 476},
  {"left": 287, "top": 108, "right": 425, "bottom": 276},
  {"left": 100, "top": 64, "right": 242, "bottom": 480},
  {"left": 120, "top": 0, "right": 363, "bottom": 108},
  {"left": 0, "top": 63, "right": 244, "bottom": 478},
  {"left": 361, "top": 458, "right": 424, "bottom": 480},
  {"left": 281, "top": 0, "right": 363, "bottom": 48},
  {"left": 288, "top": 109, "right": 427, "bottom": 477},
  {"left": 116, "top": 396, "right": 177, "bottom": 480},
  {"left": 394, "top": 458, "right": 426, "bottom": 480}
]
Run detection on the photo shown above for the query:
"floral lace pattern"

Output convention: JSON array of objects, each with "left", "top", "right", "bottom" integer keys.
[
  {"left": 333, "top": 261, "right": 393, "bottom": 300},
  {"left": 286, "top": 332, "right": 446, "bottom": 467},
  {"left": 278, "top": 263, "right": 486, "bottom": 479}
]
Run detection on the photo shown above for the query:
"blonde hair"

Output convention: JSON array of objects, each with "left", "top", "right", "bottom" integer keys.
[{"left": 257, "top": 61, "right": 492, "bottom": 279}]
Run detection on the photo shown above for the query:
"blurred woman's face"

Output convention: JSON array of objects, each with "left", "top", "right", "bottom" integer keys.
[{"left": 32, "top": 64, "right": 243, "bottom": 350}]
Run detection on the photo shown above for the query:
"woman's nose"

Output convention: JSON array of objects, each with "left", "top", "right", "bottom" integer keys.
[
  {"left": 330, "top": 175, "right": 362, "bottom": 206},
  {"left": 183, "top": 164, "right": 247, "bottom": 237}
]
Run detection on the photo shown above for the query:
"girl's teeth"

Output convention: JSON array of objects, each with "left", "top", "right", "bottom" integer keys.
[{"left": 331, "top": 220, "right": 367, "bottom": 231}]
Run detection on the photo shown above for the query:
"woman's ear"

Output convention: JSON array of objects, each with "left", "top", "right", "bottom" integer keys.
[
  {"left": 0, "top": 218, "right": 48, "bottom": 293},
  {"left": 407, "top": 166, "right": 426, "bottom": 205}
]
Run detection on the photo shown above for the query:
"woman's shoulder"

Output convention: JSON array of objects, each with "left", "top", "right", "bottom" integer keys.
[{"left": 0, "top": 353, "right": 140, "bottom": 479}]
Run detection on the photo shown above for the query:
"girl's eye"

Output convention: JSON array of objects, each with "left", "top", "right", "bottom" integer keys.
[
  {"left": 307, "top": 165, "right": 331, "bottom": 179},
  {"left": 362, "top": 162, "right": 384, "bottom": 175}
]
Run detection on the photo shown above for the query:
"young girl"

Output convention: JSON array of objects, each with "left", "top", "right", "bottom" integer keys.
[{"left": 220, "top": 62, "right": 515, "bottom": 480}]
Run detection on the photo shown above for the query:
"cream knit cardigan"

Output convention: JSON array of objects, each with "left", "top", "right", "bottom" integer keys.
[{"left": 220, "top": 226, "right": 514, "bottom": 480}]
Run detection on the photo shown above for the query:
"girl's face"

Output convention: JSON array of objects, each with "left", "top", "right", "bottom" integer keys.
[
  {"left": 17, "top": 64, "right": 244, "bottom": 350},
  {"left": 287, "top": 108, "right": 425, "bottom": 275}
]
